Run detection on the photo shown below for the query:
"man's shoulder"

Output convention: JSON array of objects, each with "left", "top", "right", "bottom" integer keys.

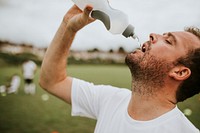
[
  {"left": 178, "top": 113, "right": 199, "bottom": 132},
  {"left": 73, "top": 78, "right": 131, "bottom": 91},
  {"left": 166, "top": 107, "right": 199, "bottom": 133},
  {"left": 72, "top": 77, "right": 131, "bottom": 99}
]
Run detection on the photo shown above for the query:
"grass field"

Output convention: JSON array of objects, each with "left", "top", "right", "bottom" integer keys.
[{"left": 0, "top": 64, "right": 199, "bottom": 133}]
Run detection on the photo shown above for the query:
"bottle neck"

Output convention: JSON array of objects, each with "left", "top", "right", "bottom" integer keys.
[{"left": 122, "top": 24, "right": 135, "bottom": 38}]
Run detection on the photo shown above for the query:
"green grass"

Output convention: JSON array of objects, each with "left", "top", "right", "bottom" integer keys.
[{"left": 0, "top": 65, "right": 199, "bottom": 133}]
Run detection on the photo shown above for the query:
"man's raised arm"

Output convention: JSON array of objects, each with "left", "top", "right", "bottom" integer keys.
[{"left": 39, "top": 5, "right": 95, "bottom": 104}]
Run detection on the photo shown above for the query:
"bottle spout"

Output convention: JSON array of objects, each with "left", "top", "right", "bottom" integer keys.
[{"left": 123, "top": 25, "right": 141, "bottom": 48}]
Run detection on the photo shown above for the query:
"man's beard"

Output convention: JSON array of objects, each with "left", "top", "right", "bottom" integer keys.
[{"left": 125, "top": 52, "right": 173, "bottom": 96}]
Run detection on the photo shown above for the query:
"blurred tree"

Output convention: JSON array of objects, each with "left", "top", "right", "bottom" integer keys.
[
  {"left": 109, "top": 49, "right": 114, "bottom": 53},
  {"left": 88, "top": 48, "right": 100, "bottom": 53},
  {"left": 118, "top": 46, "right": 125, "bottom": 53}
]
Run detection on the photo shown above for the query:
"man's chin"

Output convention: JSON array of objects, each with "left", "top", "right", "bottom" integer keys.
[
  {"left": 125, "top": 51, "right": 144, "bottom": 65},
  {"left": 125, "top": 54, "right": 140, "bottom": 72}
]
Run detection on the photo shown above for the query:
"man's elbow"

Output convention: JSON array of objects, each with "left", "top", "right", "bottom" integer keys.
[{"left": 39, "top": 74, "right": 50, "bottom": 91}]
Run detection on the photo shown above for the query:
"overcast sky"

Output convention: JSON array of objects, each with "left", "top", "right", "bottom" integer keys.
[{"left": 0, "top": 0, "right": 200, "bottom": 51}]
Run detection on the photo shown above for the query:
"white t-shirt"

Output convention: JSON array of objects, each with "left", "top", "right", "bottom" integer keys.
[
  {"left": 22, "top": 60, "right": 37, "bottom": 79},
  {"left": 8, "top": 75, "right": 21, "bottom": 93},
  {"left": 71, "top": 78, "right": 199, "bottom": 133}
]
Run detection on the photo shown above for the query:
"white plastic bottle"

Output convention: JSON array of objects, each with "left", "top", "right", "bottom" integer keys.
[{"left": 71, "top": 0, "right": 137, "bottom": 38}]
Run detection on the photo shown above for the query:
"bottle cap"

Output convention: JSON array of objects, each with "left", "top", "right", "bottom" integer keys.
[{"left": 122, "top": 24, "right": 135, "bottom": 38}]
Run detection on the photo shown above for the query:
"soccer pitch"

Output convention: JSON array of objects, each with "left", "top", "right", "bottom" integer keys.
[{"left": 0, "top": 65, "right": 199, "bottom": 132}]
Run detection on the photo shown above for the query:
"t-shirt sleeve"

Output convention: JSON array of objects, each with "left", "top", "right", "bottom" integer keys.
[{"left": 71, "top": 78, "right": 121, "bottom": 119}]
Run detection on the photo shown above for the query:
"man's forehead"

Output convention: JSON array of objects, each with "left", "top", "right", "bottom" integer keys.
[
  {"left": 171, "top": 31, "right": 192, "bottom": 36},
  {"left": 172, "top": 31, "right": 200, "bottom": 48}
]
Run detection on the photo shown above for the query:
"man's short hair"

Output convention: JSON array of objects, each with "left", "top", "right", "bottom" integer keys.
[{"left": 176, "top": 27, "right": 200, "bottom": 102}]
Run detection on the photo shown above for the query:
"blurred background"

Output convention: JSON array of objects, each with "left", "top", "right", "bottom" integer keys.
[
  {"left": 0, "top": 0, "right": 200, "bottom": 132},
  {"left": 0, "top": 0, "right": 200, "bottom": 51}
]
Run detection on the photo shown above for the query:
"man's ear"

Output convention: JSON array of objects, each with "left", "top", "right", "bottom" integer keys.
[{"left": 169, "top": 66, "right": 191, "bottom": 81}]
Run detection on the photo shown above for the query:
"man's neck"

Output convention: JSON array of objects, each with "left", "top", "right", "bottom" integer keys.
[{"left": 128, "top": 90, "right": 176, "bottom": 121}]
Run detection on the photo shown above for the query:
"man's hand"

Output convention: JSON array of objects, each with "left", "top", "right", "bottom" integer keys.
[{"left": 64, "top": 5, "right": 95, "bottom": 33}]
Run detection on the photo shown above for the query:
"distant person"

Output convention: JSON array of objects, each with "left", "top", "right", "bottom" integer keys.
[
  {"left": 22, "top": 60, "right": 37, "bottom": 95},
  {"left": 39, "top": 5, "right": 200, "bottom": 133},
  {"left": 0, "top": 85, "right": 7, "bottom": 96},
  {"left": 7, "top": 74, "right": 21, "bottom": 94}
]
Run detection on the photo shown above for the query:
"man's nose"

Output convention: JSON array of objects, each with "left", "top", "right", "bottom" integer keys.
[{"left": 149, "top": 33, "right": 159, "bottom": 44}]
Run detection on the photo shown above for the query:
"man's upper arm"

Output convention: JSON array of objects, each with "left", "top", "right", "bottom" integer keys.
[{"left": 47, "top": 77, "right": 73, "bottom": 104}]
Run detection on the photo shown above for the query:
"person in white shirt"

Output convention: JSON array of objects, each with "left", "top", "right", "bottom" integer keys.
[
  {"left": 22, "top": 60, "right": 37, "bottom": 95},
  {"left": 7, "top": 74, "right": 21, "bottom": 94},
  {"left": 39, "top": 5, "right": 200, "bottom": 133}
]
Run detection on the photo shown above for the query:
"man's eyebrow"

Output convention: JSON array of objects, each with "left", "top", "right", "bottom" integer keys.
[{"left": 167, "top": 32, "right": 177, "bottom": 43}]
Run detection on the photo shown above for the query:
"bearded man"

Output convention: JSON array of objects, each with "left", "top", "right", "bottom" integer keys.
[{"left": 39, "top": 5, "right": 200, "bottom": 133}]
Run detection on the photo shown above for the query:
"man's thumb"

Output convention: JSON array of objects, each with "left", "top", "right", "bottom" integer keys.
[{"left": 83, "top": 5, "right": 93, "bottom": 16}]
